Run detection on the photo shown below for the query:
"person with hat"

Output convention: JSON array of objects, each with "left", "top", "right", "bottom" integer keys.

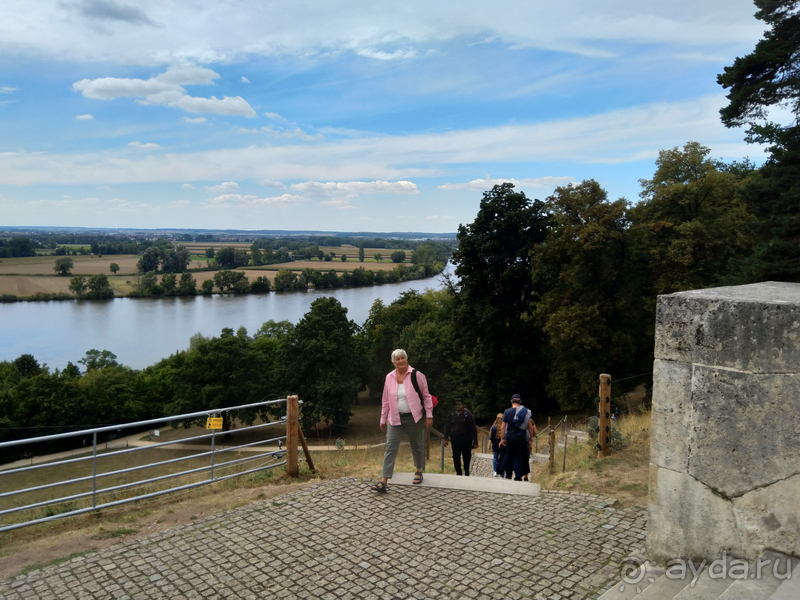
[
  {"left": 443, "top": 398, "right": 478, "bottom": 476},
  {"left": 499, "top": 394, "right": 532, "bottom": 481}
]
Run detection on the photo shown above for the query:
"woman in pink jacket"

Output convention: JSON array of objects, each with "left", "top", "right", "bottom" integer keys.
[{"left": 370, "top": 349, "right": 433, "bottom": 493}]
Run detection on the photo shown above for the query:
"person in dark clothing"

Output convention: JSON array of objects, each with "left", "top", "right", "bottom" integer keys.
[
  {"left": 500, "top": 394, "right": 531, "bottom": 481},
  {"left": 444, "top": 398, "right": 478, "bottom": 476}
]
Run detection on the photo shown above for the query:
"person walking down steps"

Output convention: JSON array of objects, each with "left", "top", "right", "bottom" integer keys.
[{"left": 444, "top": 398, "right": 478, "bottom": 476}]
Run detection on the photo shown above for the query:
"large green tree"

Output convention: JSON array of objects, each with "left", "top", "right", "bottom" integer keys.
[
  {"left": 163, "top": 327, "right": 272, "bottom": 436},
  {"left": 531, "top": 180, "right": 647, "bottom": 410},
  {"left": 287, "top": 297, "right": 359, "bottom": 431},
  {"left": 631, "top": 142, "right": 757, "bottom": 294},
  {"left": 718, "top": 0, "right": 800, "bottom": 280},
  {"left": 450, "top": 183, "right": 551, "bottom": 415},
  {"left": 53, "top": 256, "right": 74, "bottom": 276}
]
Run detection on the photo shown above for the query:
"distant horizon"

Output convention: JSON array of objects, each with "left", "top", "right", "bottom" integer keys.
[{"left": 1, "top": 225, "right": 458, "bottom": 239}]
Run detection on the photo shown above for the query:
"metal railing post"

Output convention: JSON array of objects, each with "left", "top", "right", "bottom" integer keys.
[
  {"left": 210, "top": 428, "right": 216, "bottom": 480},
  {"left": 92, "top": 432, "right": 98, "bottom": 508}
]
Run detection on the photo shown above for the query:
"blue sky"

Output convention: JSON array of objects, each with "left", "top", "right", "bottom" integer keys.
[{"left": 0, "top": 0, "right": 767, "bottom": 232}]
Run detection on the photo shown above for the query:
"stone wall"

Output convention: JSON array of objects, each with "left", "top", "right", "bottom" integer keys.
[{"left": 647, "top": 282, "right": 800, "bottom": 563}]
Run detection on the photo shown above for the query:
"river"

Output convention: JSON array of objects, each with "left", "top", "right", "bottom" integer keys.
[{"left": 1, "top": 273, "right": 450, "bottom": 370}]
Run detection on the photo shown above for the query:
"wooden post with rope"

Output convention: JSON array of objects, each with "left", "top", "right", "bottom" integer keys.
[
  {"left": 598, "top": 374, "right": 612, "bottom": 457},
  {"left": 286, "top": 395, "right": 299, "bottom": 477}
]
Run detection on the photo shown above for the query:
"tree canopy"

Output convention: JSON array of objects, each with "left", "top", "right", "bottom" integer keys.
[{"left": 718, "top": 0, "right": 800, "bottom": 281}]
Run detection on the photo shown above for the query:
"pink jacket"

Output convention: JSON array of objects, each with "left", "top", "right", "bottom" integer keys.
[{"left": 380, "top": 366, "right": 433, "bottom": 426}]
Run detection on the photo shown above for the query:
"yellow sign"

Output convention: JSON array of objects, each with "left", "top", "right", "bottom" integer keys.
[{"left": 206, "top": 417, "right": 223, "bottom": 430}]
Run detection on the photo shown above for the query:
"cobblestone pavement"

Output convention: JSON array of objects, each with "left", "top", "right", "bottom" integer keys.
[{"left": 0, "top": 474, "right": 645, "bottom": 600}]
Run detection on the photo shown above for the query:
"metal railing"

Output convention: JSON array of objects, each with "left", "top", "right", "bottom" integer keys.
[{"left": 0, "top": 399, "right": 290, "bottom": 533}]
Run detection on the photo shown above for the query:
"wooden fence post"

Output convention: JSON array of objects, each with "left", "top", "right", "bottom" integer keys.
[
  {"left": 549, "top": 428, "right": 556, "bottom": 474},
  {"left": 598, "top": 374, "right": 611, "bottom": 457},
  {"left": 297, "top": 426, "right": 315, "bottom": 472},
  {"left": 286, "top": 395, "right": 299, "bottom": 477}
]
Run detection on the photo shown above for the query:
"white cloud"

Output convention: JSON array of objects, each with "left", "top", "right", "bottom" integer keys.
[
  {"left": 183, "top": 116, "right": 207, "bottom": 124},
  {"left": 260, "top": 179, "right": 285, "bottom": 188},
  {"left": 72, "top": 67, "right": 256, "bottom": 117},
  {"left": 264, "top": 112, "right": 286, "bottom": 121},
  {"left": 181, "top": 183, "right": 195, "bottom": 190},
  {"left": 204, "top": 181, "right": 239, "bottom": 193},
  {"left": 170, "top": 199, "right": 190, "bottom": 207},
  {"left": 1, "top": 86, "right": 19, "bottom": 93},
  {"left": 241, "top": 76, "right": 250, "bottom": 83},
  {"left": 356, "top": 48, "right": 418, "bottom": 61},
  {"left": 438, "top": 176, "right": 574, "bottom": 191},
  {"left": 426, "top": 214, "right": 453, "bottom": 219},
  {"left": 75, "top": 114, "right": 94, "bottom": 120},
  {"left": 319, "top": 198, "right": 357, "bottom": 209},
  {"left": 0, "top": 1, "right": 761, "bottom": 65},
  {"left": 262, "top": 125, "right": 323, "bottom": 141},
  {"left": 290, "top": 180, "right": 419, "bottom": 196},
  {"left": 0, "top": 96, "right": 760, "bottom": 187},
  {"left": 170, "top": 95, "right": 256, "bottom": 117},
  {"left": 128, "top": 141, "right": 160, "bottom": 149},
  {"left": 208, "top": 193, "right": 310, "bottom": 206},
  {"left": 239, "top": 124, "right": 322, "bottom": 140}
]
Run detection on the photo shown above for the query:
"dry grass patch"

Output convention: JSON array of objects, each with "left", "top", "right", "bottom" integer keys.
[
  {"left": 0, "top": 276, "right": 72, "bottom": 296},
  {"left": 533, "top": 412, "right": 651, "bottom": 508}
]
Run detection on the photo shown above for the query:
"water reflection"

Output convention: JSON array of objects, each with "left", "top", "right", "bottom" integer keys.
[{"left": 1, "top": 274, "right": 449, "bottom": 370}]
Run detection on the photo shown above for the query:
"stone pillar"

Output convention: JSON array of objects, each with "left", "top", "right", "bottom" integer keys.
[{"left": 647, "top": 282, "right": 800, "bottom": 563}]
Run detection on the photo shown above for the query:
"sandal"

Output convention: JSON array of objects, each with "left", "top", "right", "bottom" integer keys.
[
  {"left": 370, "top": 481, "right": 387, "bottom": 494},
  {"left": 412, "top": 472, "right": 423, "bottom": 484}
]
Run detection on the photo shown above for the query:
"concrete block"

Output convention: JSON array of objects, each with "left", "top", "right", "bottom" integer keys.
[
  {"left": 733, "top": 474, "right": 800, "bottom": 559},
  {"left": 687, "top": 366, "right": 800, "bottom": 497},
  {"left": 650, "top": 359, "right": 692, "bottom": 473},
  {"left": 654, "top": 282, "right": 800, "bottom": 372},
  {"left": 647, "top": 467, "right": 743, "bottom": 563}
]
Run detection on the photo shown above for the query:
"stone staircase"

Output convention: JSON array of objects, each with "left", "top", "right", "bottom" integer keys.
[{"left": 598, "top": 551, "right": 799, "bottom": 600}]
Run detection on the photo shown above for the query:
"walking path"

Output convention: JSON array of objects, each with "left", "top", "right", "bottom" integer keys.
[{"left": 0, "top": 457, "right": 646, "bottom": 600}]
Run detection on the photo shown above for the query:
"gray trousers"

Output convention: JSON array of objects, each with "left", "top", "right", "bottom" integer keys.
[{"left": 381, "top": 413, "right": 426, "bottom": 479}]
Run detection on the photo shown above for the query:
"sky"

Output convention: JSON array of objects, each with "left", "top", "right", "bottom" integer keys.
[{"left": 0, "top": 0, "right": 769, "bottom": 233}]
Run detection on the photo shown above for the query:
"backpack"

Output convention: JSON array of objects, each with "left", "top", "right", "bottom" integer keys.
[
  {"left": 512, "top": 405, "right": 531, "bottom": 431},
  {"left": 410, "top": 369, "right": 438, "bottom": 415}
]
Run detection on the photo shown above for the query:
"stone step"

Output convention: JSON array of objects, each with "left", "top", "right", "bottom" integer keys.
[
  {"left": 768, "top": 559, "right": 800, "bottom": 600},
  {"left": 600, "top": 551, "right": 799, "bottom": 600},
  {"left": 671, "top": 568, "right": 735, "bottom": 600},
  {"left": 717, "top": 552, "right": 798, "bottom": 600},
  {"left": 634, "top": 573, "right": 696, "bottom": 599},
  {"left": 389, "top": 472, "right": 540, "bottom": 496}
]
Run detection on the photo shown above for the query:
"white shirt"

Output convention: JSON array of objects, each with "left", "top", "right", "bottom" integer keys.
[{"left": 397, "top": 381, "right": 411, "bottom": 413}]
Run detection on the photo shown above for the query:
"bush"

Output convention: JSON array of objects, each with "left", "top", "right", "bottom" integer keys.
[{"left": 250, "top": 276, "right": 271, "bottom": 293}]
